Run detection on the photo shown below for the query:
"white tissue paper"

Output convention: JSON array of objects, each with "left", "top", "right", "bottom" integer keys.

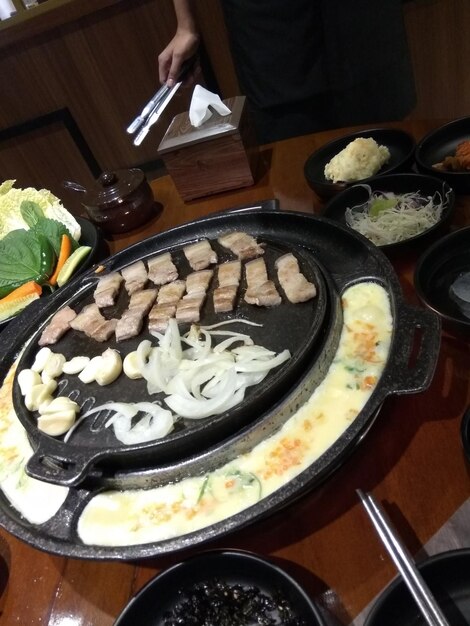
[
  {"left": 0, "top": 0, "right": 16, "bottom": 19},
  {"left": 189, "top": 85, "right": 231, "bottom": 128}
]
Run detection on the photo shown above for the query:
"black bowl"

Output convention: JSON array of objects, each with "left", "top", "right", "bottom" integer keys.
[
  {"left": 304, "top": 128, "right": 416, "bottom": 199},
  {"left": 415, "top": 117, "right": 470, "bottom": 194},
  {"left": 321, "top": 173, "right": 455, "bottom": 251},
  {"left": 113, "top": 550, "right": 326, "bottom": 625},
  {"left": 364, "top": 549, "right": 470, "bottom": 626},
  {"left": 460, "top": 406, "right": 470, "bottom": 463},
  {"left": 414, "top": 225, "right": 470, "bottom": 334}
]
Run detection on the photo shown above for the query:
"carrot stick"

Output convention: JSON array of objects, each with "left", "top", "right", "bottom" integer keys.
[
  {"left": 49, "top": 234, "right": 72, "bottom": 286},
  {"left": 0, "top": 281, "right": 42, "bottom": 305}
]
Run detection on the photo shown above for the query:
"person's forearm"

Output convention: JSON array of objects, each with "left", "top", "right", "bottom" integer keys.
[
  {"left": 172, "top": 0, "right": 198, "bottom": 35},
  {"left": 158, "top": 0, "right": 200, "bottom": 85}
]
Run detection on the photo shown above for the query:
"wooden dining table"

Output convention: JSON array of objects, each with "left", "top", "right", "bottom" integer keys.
[{"left": 1, "top": 118, "right": 470, "bottom": 626}]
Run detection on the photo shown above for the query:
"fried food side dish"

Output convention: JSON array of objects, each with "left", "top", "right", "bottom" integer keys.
[{"left": 433, "top": 139, "right": 470, "bottom": 171}]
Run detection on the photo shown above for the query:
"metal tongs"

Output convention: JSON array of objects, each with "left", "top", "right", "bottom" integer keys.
[
  {"left": 357, "top": 490, "right": 451, "bottom": 626},
  {"left": 127, "top": 57, "right": 196, "bottom": 147}
]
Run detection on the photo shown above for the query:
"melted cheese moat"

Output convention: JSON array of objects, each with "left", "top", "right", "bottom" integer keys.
[
  {"left": 78, "top": 281, "right": 393, "bottom": 547},
  {"left": 0, "top": 362, "right": 69, "bottom": 524}
]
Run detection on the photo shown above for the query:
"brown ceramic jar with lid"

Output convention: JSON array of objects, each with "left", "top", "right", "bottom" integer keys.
[{"left": 80, "top": 169, "right": 157, "bottom": 235}]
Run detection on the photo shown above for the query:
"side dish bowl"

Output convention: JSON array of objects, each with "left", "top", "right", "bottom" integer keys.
[
  {"left": 414, "top": 225, "right": 470, "bottom": 334},
  {"left": 304, "top": 128, "right": 415, "bottom": 199},
  {"left": 415, "top": 116, "right": 470, "bottom": 194},
  {"left": 460, "top": 405, "right": 470, "bottom": 463},
  {"left": 364, "top": 549, "right": 470, "bottom": 626},
  {"left": 321, "top": 173, "right": 455, "bottom": 251},
  {"left": 113, "top": 550, "right": 326, "bottom": 626}
]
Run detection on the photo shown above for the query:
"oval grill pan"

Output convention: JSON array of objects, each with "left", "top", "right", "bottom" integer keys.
[
  {"left": 0, "top": 209, "right": 441, "bottom": 560},
  {"left": 14, "top": 236, "right": 329, "bottom": 485}
]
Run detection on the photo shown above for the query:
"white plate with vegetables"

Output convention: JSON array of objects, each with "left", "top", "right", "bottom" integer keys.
[
  {"left": 0, "top": 180, "right": 101, "bottom": 325},
  {"left": 321, "top": 172, "right": 455, "bottom": 250}
]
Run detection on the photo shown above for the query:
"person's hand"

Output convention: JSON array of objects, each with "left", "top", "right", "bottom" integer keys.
[{"left": 158, "top": 29, "right": 200, "bottom": 87}]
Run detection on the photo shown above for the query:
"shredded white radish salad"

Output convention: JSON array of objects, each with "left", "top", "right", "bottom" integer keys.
[
  {"left": 344, "top": 186, "right": 448, "bottom": 246},
  {"left": 51, "top": 319, "right": 291, "bottom": 445}
]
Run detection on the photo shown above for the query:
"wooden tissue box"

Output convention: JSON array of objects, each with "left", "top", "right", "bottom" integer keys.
[{"left": 157, "top": 96, "right": 258, "bottom": 201}]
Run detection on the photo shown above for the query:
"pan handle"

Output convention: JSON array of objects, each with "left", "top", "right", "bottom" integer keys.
[
  {"left": 382, "top": 303, "right": 441, "bottom": 395},
  {"left": 25, "top": 446, "right": 99, "bottom": 487}
]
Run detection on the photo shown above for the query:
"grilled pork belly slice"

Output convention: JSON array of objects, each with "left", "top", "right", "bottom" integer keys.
[
  {"left": 244, "top": 257, "right": 281, "bottom": 307},
  {"left": 244, "top": 257, "right": 268, "bottom": 287},
  {"left": 38, "top": 306, "right": 77, "bottom": 346},
  {"left": 70, "top": 304, "right": 118, "bottom": 342},
  {"left": 275, "top": 253, "right": 317, "bottom": 303},
  {"left": 155, "top": 280, "right": 186, "bottom": 304},
  {"left": 176, "top": 293, "right": 206, "bottom": 324},
  {"left": 214, "top": 285, "right": 238, "bottom": 313},
  {"left": 147, "top": 252, "right": 178, "bottom": 286},
  {"left": 94, "top": 272, "right": 123, "bottom": 308},
  {"left": 185, "top": 269, "right": 213, "bottom": 294},
  {"left": 148, "top": 280, "right": 186, "bottom": 333},
  {"left": 176, "top": 270, "right": 214, "bottom": 323},
  {"left": 183, "top": 239, "right": 217, "bottom": 271},
  {"left": 213, "top": 260, "right": 241, "bottom": 313},
  {"left": 70, "top": 304, "right": 99, "bottom": 332},
  {"left": 115, "top": 288, "right": 158, "bottom": 342},
  {"left": 121, "top": 260, "right": 148, "bottom": 295},
  {"left": 245, "top": 281, "right": 282, "bottom": 307},
  {"left": 217, "top": 260, "right": 242, "bottom": 286},
  {"left": 176, "top": 270, "right": 213, "bottom": 323},
  {"left": 115, "top": 308, "right": 145, "bottom": 342},
  {"left": 148, "top": 303, "right": 177, "bottom": 333},
  {"left": 127, "top": 288, "right": 158, "bottom": 314},
  {"left": 218, "top": 231, "right": 264, "bottom": 260}
]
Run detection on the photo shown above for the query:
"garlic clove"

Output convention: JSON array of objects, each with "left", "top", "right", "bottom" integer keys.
[
  {"left": 38, "top": 398, "right": 53, "bottom": 414},
  {"left": 123, "top": 351, "right": 142, "bottom": 380},
  {"left": 95, "top": 349, "right": 122, "bottom": 386},
  {"left": 41, "top": 370, "right": 55, "bottom": 385},
  {"left": 78, "top": 356, "right": 103, "bottom": 384},
  {"left": 24, "top": 380, "right": 58, "bottom": 412},
  {"left": 37, "top": 410, "right": 77, "bottom": 436},
  {"left": 39, "top": 396, "right": 80, "bottom": 416},
  {"left": 43, "top": 352, "right": 66, "bottom": 379},
  {"left": 31, "top": 347, "right": 52, "bottom": 373},
  {"left": 17, "top": 369, "right": 42, "bottom": 396},
  {"left": 62, "top": 356, "right": 91, "bottom": 375}
]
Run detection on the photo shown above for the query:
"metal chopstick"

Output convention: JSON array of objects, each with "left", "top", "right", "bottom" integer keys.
[
  {"left": 357, "top": 490, "right": 451, "bottom": 626},
  {"left": 127, "top": 84, "right": 170, "bottom": 135},
  {"left": 133, "top": 81, "right": 182, "bottom": 146},
  {"left": 127, "top": 55, "right": 197, "bottom": 137}
]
